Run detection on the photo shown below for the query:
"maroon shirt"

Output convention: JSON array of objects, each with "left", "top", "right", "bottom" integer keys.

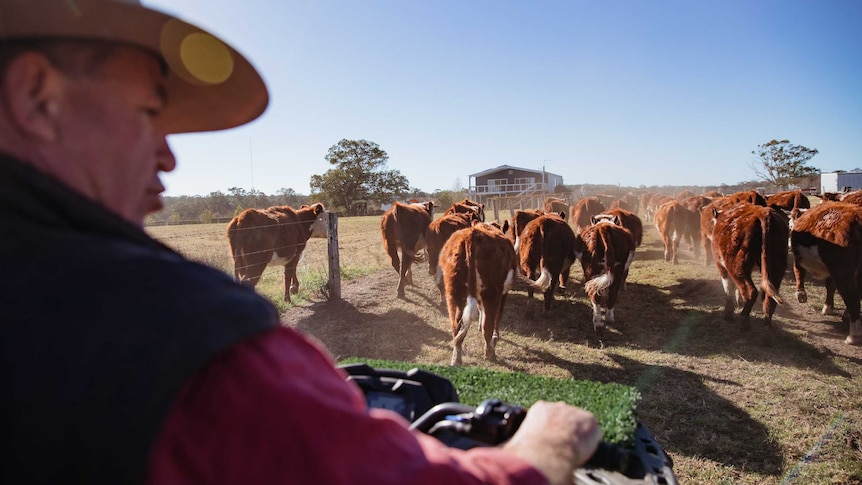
[{"left": 146, "top": 327, "right": 547, "bottom": 484}]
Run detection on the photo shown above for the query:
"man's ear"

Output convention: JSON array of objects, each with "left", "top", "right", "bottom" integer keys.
[{"left": 2, "top": 51, "right": 64, "bottom": 143}]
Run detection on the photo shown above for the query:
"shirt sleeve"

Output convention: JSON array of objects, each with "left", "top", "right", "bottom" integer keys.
[{"left": 146, "top": 326, "right": 548, "bottom": 485}]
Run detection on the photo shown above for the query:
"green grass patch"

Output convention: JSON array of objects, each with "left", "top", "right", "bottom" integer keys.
[{"left": 339, "top": 357, "right": 640, "bottom": 445}]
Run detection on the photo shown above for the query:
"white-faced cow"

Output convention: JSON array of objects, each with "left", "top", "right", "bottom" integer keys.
[
  {"left": 576, "top": 222, "right": 636, "bottom": 335},
  {"left": 592, "top": 208, "right": 643, "bottom": 248},
  {"left": 518, "top": 213, "right": 577, "bottom": 313},
  {"left": 227, "top": 203, "right": 327, "bottom": 303},
  {"left": 791, "top": 202, "right": 862, "bottom": 344},
  {"left": 439, "top": 222, "right": 517, "bottom": 366},
  {"left": 381, "top": 201, "right": 435, "bottom": 298},
  {"left": 711, "top": 203, "right": 789, "bottom": 328},
  {"left": 570, "top": 197, "right": 605, "bottom": 235}
]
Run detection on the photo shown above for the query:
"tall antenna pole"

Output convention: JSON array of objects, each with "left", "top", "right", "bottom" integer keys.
[{"left": 249, "top": 137, "right": 254, "bottom": 191}]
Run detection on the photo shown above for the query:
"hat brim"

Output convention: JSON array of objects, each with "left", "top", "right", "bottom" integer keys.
[{"left": 0, "top": 0, "right": 269, "bottom": 134}]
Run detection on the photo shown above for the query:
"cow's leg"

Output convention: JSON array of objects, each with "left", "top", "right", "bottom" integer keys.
[
  {"left": 733, "top": 273, "right": 758, "bottom": 328},
  {"left": 592, "top": 299, "right": 604, "bottom": 336},
  {"left": 829, "top": 269, "right": 862, "bottom": 344},
  {"left": 542, "top": 265, "right": 561, "bottom": 312},
  {"left": 823, "top": 277, "right": 836, "bottom": 315},
  {"left": 716, "top": 263, "right": 736, "bottom": 320},
  {"left": 448, "top": 296, "right": 471, "bottom": 366},
  {"left": 397, "top": 250, "right": 415, "bottom": 298},
  {"left": 661, "top": 232, "right": 672, "bottom": 263},
  {"left": 703, "top": 234, "right": 713, "bottom": 266},
  {"left": 481, "top": 299, "right": 500, "bottom": 362},
  {"left": 793, "top": 256, "right": 808, "bottom": 304},
  {"left": 284, "top": 256, "right": 300, "bottom": 297},
  {"left": 605, "top": 267, "right": 624, "bottom": 326},
  {"left": 671, "top": 230, "right": 681, "bottom": 265},
  {"left": 435, "top": 270, "right": 446, "bottom": 308}
]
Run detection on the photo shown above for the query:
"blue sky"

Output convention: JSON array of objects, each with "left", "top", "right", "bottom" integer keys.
[{"left": 147, "top": 0, "right": 862, "bottom": 196}]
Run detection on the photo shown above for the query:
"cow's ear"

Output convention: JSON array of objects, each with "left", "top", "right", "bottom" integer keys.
[
  {"left": 314, "top": 203, "right": 324, "bottom": 214},
  {"left": 614, "top": 215, "right": 621, "bottom": 226},
  {"left": 502, "top": 220, "right": 510, "bottom": 234},
  {"left": 590, "top": 215, "right": 598, "bottom": 225},
  {"left": 712, "top": 208, "right": 720, "bottom": 218}
]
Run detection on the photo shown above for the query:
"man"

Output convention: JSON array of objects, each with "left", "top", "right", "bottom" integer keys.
[{"left": 0, "top": 1, "right": 601, "bottom": 484}]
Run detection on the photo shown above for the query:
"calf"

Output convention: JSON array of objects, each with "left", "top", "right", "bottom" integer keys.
[
  {"left": 440, "top": 223, "right": 517, "bottom": 365},
  {"left": 645, "top": 194, "right": 673, "bottom": 223},
  {"left": 727, "top": 190, "right": 767, "bottom": 206},
  {"left": 639, "top": 192, "right": 654, "bottom": 220},
  {"left": 791, "top": 202, "right": 862, "bottom": 344},
  {"left": 570, "top": 197, "right": 605, "bottom": 234},
  {"left": 577, "top": 223, "right": 636, "bottom": 334},
  {"left": 680, "top": 195, "right": 712, "bottom": 258},
  {"left": 518, "top": 213, "right": 578, "bottom": 313},
  {"left": 711, "top": 204, "right": 789, "bottom": 327},
  {"left": 227, "top": 203, "right": 327, "bottom": 303},
  {"left": 699, "top": 197, "right": 738, "bottom": 265},
  {"left": 381, "top": 201, "right": 435, "bottom": 297}
]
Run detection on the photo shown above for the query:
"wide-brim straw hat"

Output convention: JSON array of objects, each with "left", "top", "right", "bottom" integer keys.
[{"left": 0, "top": 0, "right": 268, "bottom": 134}]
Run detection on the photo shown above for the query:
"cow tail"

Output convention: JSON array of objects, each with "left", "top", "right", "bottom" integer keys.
[
  {"left": 585, "top": 227, "right": 615, "bottom": 297},
  {"left": 454, "top": 232, "right": 481, "bottom": 347},
  {"left": 381, "top": 216, "right": 400, "bottom": 270},
  {"left": 518, "top": 225, "right": 552, "bottom": 292},
  {"left": 760, "top": 212, "right": 783, "bottom": 305}
]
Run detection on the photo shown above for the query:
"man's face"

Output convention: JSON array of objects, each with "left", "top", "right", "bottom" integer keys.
[{"left": 54, "top": 46, "right": 176, "bottom": 226}]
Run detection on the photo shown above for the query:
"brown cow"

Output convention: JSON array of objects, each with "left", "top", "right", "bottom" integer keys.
[
  {"left": 576, "top": 222, "right": 636, "bottom": 334},
  {"left": 542, "top": 196, "right": 569, "bottom": 214},
  {"left": 703, "top": 190, "right": 725, "bottom": 198},
  {"left": 766, "top": 190, "right": 811, "bottom": 212},
  {"left": 711, "top": 204, "right": 789, "bottom": 327},
  {"left": 645, "top": 194, "right": 673, "bottom": 222},
  {"left": 639, "top": 192, "right": 654, "bottom": 219},
  {"left": 680, "top": 195, "right": 712, "bottom": 257},
  {"left": 439, "top": 223, "right": 516, "bottom": 365},
  {"left": 608, "top": 198, "right": 632, "bottom": 212},
  {"left": 699, "top": 197, "right": 740, "bottom": 265},
  {"left": 227, "top": 203, "right": 327, "bottom": 302},
  {"left": 570, "top": 197, "right": 605, "bottom": 234},
  {"left": 791, "top": 202, "right": 862, "bottom": 344},
  {"left": 518, "top": 213, "right": 577, "bottom": 313},
  {"left": 425, "top": 211, "right": 480, "bottom": 305},
  {"left": 727, "top": 190, "right": 767, "bottom": 206},
  {"left": 444, "top": 198, "right": 485, "bottom": 222},
  {"left": 837, "top": 190, "right": 862, "bottom": 206},
  {"left": 509, "top": 209, "right": 545, "bottom": 252},
  {"left": 653, "top": 200, "right": 694, "bottom": 264},
  {"left": 381, "top": 201, "right": 435, "bottom": 297},
  {"left": 676, "top": 190, "right": 695, "bottom": 200},
  {"left": 591, "top": 208, "right": 643, "bottom": 248}
]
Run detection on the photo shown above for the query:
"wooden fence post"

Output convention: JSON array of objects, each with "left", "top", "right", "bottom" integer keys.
[{"left": 326, "top": 212, "right": 341, "bottom": 301}]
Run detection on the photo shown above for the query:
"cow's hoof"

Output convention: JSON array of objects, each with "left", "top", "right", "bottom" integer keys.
[
  {"left": 845, "top": 335, "right": 861, "bottom": 345},
  {"left": 821, "top": 304, "right": 835, "bottom": 315},
  {"left": 796, "top": 291, "right": 807, "bottom": 304},
  {"left": 290, "top": 285, "right": 299, "bottom": 295}
]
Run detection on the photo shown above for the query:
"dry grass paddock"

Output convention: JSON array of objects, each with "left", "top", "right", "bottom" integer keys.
[{"left": 148, "top": 212, "right": 862, "bottom": 484}]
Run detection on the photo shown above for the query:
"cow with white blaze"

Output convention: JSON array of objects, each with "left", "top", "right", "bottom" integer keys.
[
  {"left": 576, "top": 222, "right": 636, "bottom": 335},
  {"left": 791, "top": 202, "right": 862, "bottom": 344}
]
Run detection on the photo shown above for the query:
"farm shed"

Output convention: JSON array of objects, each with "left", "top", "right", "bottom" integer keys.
[
  {"left": 467, "top": 165, "right": 563, "bottom": 205},
  {"left": 821, "top": 170, "right": 862, "bottom": 194}
]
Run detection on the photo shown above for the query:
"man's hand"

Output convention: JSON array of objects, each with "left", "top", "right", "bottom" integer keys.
[{"left": 502, "top": 401, "right": 602, "bottom": 485}]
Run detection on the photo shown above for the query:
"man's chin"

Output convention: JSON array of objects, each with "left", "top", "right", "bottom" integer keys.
[{"left": 145, "top": 195, "right": 164, "bottom": 216}]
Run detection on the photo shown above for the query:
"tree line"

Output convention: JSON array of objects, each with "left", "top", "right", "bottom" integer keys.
[{"left": 147, "top": 138, "right": 821, "bottom": 226}]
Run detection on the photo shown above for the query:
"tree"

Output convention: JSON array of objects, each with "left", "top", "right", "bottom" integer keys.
[
  {"left": 310, "top": 139, "right": 409, "bottom": 215},
  {"left": 750, "top": 139, "right": 819, "bottom": 190}
]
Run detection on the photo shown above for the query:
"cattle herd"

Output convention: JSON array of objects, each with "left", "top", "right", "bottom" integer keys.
[{"left": 224, "top": 188, "right": 862, "bottom": 367}]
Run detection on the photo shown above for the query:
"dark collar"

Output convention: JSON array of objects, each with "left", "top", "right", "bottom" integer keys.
[{"left": 0, "top": 151, "right": 170, "bottom": 251}]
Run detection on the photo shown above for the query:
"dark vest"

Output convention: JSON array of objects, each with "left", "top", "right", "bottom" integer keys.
[{"left": 0, "top": 153, "right": 279, "bottom": 484}]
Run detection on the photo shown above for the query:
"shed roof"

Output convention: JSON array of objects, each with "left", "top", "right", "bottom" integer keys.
[{"left": 469, "top": 164, "right": 562, "bottom": 178}]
